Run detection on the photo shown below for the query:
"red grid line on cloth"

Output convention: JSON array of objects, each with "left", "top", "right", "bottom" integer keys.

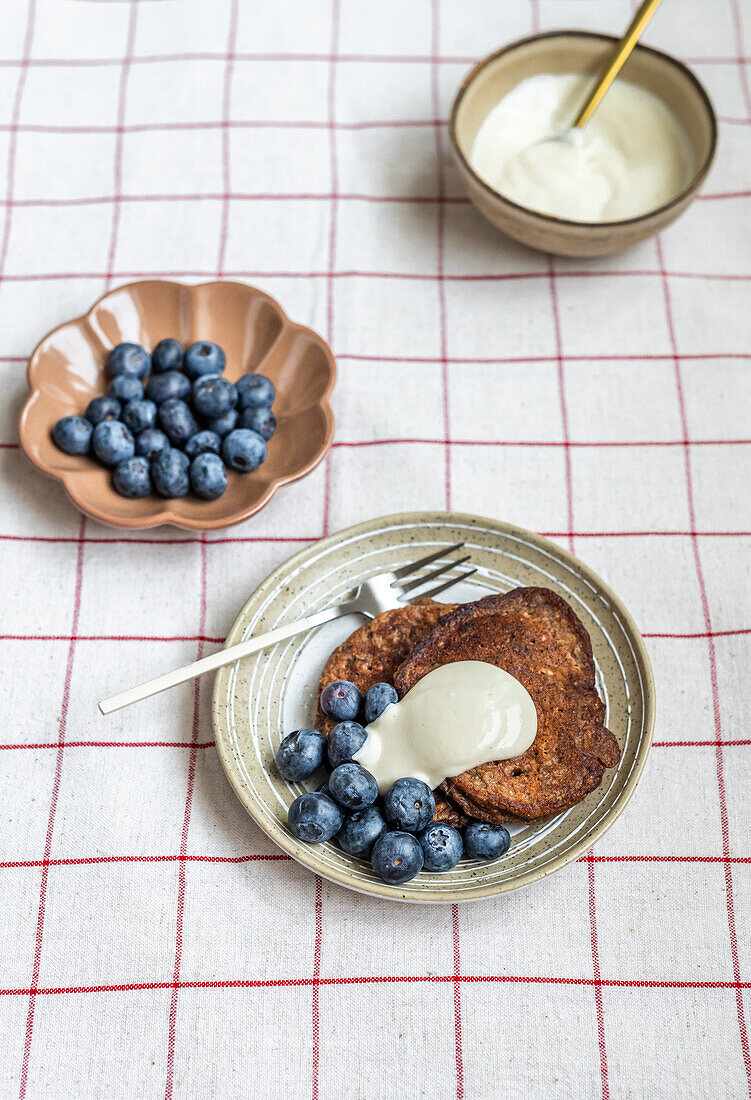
[
  {"left": 336, "top": 351, "right": 751, "bottom": 363},
  {"left": 3, "top": 5, "right": 40, "bottom": 1097},
  {"left": 215, "top": 0, "right": 238, "bottom": 279},
  {"left": 321, "top": 0, "right": 340, "bottom": 542},
  {"left": 657, "top": 232, "right": 751, "bottom": 1091},
  {"left": 1, "top": 529, "right": 751, "bottom": 549},
  {"left": 162, "top": 9, "right": 238, "bottom": 1093},
  {"left": 1, "top": 736, "right": 749, "bottom": 752},
  {"left": 3, "top": 974, "right": 751, "bottom": 1000},
  {"left": 536, "top": 25, "right": 610, "bottom": 1074},
  {"left": 732, "top": 0, "right": 751, "bottom": 118},
  {"left": 0, "top": 741, "right": 217, "bottom": 751},
  {"left": 312, "top": 876, "right": 323, "bottom": 1100},
  {"left": 5, "top": 267, "right": 751, "bottom": 282},
  {"left": 163, "top": 533, "right": 209, "bottom": 1100},
  {"left": 312, "top": 8, "right": 341, "bottom": 1093},
  {"left": 0, "top": 49, "right": 747, "bottom": 67},
  {"left": 0, "top": 0, "right": 35, "bottom": 287},
  {"left": 0, "top": 533, "right": 319, "bottom": 545},
  {"left": 5, "top": 439, "right": 751, "bottom": 458},
  {"left": 0, "top": 187, "right": 745, "bottom": 206},
  {"left": 1, "top": 854, "right": 293, "bottom": 871},
  {"left": 2, "top": 850, "right": 750, "bottom": 873},
  {"left": 431, "top": 0, "right": 452, "bottom": 515},
  {"left": 17, "top": 515, "right": 84, "bottom": 1100},
  {"left": 432, "top": 5, "right": 463, "bottom": 1092},
  {"left": 6, "top": 438, "right": 751, "bottom": 451}
]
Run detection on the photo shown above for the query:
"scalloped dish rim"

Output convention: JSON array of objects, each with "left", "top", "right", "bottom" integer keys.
[{"left": 17, "top": 279, "right": 337, "bottom": 531}]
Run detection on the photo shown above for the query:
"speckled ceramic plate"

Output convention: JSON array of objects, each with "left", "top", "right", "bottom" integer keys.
[{"left": 212, "top": 512, "right": 655, "bottom": 902}]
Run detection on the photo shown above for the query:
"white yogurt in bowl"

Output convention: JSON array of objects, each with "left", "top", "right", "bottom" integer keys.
[{"left": 470, "top": 72, "right": 694, "bottom": 223}]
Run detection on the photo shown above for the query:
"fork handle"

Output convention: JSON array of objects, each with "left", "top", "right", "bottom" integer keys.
[{"left": 98, "top": 603, "right": 359, "bottom": 715}]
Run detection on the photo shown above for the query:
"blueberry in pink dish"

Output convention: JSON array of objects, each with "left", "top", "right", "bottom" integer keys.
[
  {"left": 222, "top": 428, "right": 267, "bottom": 472},
  {"left": 151, "top": 338, "right": 184, "bottom": 374},
  {"left": 85, "top": 395, "right": 121, "bottom": 426},
  {"left": 92, "top": 420, "right": 135, "bottom": 467},
  {"left": 184, "top": 340, "right": 226, "bottom": 380},
  {"left": 236, "top": 373, "right": 275, "bottom": 410},
  {"left": 238, "top": 405, "right": 276, "bottom": 441},
  {"left": 113, "top": 456, "right": 152, "bottom": 499},
  {"left": 189, "top": 453, "right": 228, "bottom": 501},
  {"left": 108, "top": 374, "right": 143, "bottom": 402},
  {"left": 52, "top": 415, "right": 92, "bottom": 456},
  {"left": 106, "top": 342, "right": 150, "bottom": 379},
  {"left": 145, "top": 370, "right": 191, "bottom": 405}
]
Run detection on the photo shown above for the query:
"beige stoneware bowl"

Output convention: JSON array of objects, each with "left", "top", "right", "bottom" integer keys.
[
  {"left": 450, "top": 31, "right": 717, "bottom": 257},
  {"left": 213, "top": 511, "right": 656, "bottom": 903}
]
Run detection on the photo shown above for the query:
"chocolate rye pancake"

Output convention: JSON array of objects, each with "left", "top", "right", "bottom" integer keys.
[
  {"left": 395, "top": 588, "right": 621, "bottom": 822},
  {"left": 314, "top": 598, "right": 470, "bottom": 826}
]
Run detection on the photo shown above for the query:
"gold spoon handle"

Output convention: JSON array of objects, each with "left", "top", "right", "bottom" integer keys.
[{"left": 573, "top": 0, "right": 664, "bottom": 129}]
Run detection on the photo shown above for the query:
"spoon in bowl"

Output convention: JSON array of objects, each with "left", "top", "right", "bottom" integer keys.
[{"left": 539, "top": 0, "right": 664, "bottom": 146}]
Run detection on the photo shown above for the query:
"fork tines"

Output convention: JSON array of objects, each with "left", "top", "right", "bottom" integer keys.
[{"left": 391, "top": 542, "right": 476, "bottom": 602}]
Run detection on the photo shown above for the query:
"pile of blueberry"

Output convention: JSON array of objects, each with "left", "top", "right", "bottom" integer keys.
[
  {"left": 51, "top": 339, "right": 277, "bottom": 501},
  {"left": 277, "top": 678, "right": 511, "bottom": 886}
]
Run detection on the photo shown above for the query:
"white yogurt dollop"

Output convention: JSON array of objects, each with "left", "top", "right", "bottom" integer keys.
[
  {"left": 470, "top": 73, "right": 694, "bottom": 223},
  {"left": 354, "top": 660, "right": 537, "bottom": 795}
]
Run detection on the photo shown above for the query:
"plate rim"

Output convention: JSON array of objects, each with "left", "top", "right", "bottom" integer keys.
[{"left": 212, "top": 510, "right": 656, "bottom": 902}]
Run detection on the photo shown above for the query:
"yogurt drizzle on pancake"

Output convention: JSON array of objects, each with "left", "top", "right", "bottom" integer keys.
[{"left": 354, "top": 660, "right": 537, "bottom": 794}]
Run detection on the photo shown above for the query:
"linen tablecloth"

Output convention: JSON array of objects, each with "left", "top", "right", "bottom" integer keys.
[{"left": 1, "top": 1, "right": 750, "bottom": 1096}]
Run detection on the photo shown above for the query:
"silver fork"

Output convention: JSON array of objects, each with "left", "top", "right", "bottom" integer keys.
[{"left": 98, "top": 542, "right": 476, "bottom": 715}]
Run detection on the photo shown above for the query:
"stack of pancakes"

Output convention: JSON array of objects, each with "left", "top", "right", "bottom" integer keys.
[{"left": 315, "top": 588, "right": 621, "bottom": 827}]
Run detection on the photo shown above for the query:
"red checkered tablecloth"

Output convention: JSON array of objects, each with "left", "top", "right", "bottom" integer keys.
[{"left": 1, "top": 0, "right": 750, "bottom": 1097}]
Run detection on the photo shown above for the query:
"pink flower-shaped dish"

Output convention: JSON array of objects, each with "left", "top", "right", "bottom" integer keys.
[{"left": 19, "top": 280, "right": 336, "bottom": 530}]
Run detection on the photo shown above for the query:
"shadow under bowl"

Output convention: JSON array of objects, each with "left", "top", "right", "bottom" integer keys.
[
  {"left": 449, "top": 31, "right": 718, "bottom": 257},
  {"left": 18, "top": 280, "right": 336, "bottom": 530}
]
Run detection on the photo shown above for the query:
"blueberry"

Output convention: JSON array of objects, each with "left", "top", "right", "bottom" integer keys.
[
  {"left": 288, "top": 792, "right": 343, "bottom": 844},
  {"left": 122, "top": 398, "right": 157, "bottom": 434},
  {"left": 238, "top": 405, "right": 276, "bottom": 441},
  {"left": 184, "top": 430, "right": 222, "bottom": 460},
  {"left": 151, "top": 338, "right": 184, "bottom": 374},
  {"left": 151, "top": 448, "right": 190, "bottom": 498},
  {"left": 85, "top": 395, "right": 121, "bottom": 426},
  {"left": 236, "top": 373, "right": 275, "bottom": 410},
  {"left": 135, "top": 428, "right": 170, "bottom": 460},
  {"left": 364, "top": 682, "right": 398, "bottom": 724},
  {"left": 192, "top": 375, "right": 237, "bottom": 420},
  {"left": 206, "top": 408, "right": 238, "bottom": 437},
  {"left": 184, "top": 341, "right": 226, "bottom": 380},
  {"left": 112, "top": 456, "right": 152, "bottom": 498},
  {"left": 327, "top": 721, "right": 367, "bottom": 768},
  {"left": 52, "top": 415, "right": 92, "bottom": 456},
  {"left": 189, "top": 453, "right": 228, "bottom": 501},
  {"left": 107, "top": 342, "right": 150, "bottom": 379},
  {"left": 371, "top": 831, "right": 424, "bottom": 884},
  {"left": 463, "top": 823, "right": 511, "bottom": 861},
  {"left": 328, "top": 763, "right": 378, "bottom": 811},
  {"left": 92, "top": 420, "right": 135, "bottom": 467},
  {"left": 145, "top": 370, "right": 191, "bottom": 405},
  {"left": 320, "top": 680, "right": 362, "bottom": 722},
  {"left": 383, "top": 778, "right": 435, "bottom": 833},
  {"left": 417, "top": 823, "right": 464, "bottom": 872},
  {"left": 108, "top": 374, "right": 143, "bottom": 402},
  {"left": 337, "top": 806, "right": 388, "bottom": 859},
  {"left": 158, "top": 398, "right": 198, "bottom": 448},
  {"left": 222, "top": 428, "right": 267, "bottom": 472},
  {"left": 276, "top": 728, "right": 327, "bottom": 782}
]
